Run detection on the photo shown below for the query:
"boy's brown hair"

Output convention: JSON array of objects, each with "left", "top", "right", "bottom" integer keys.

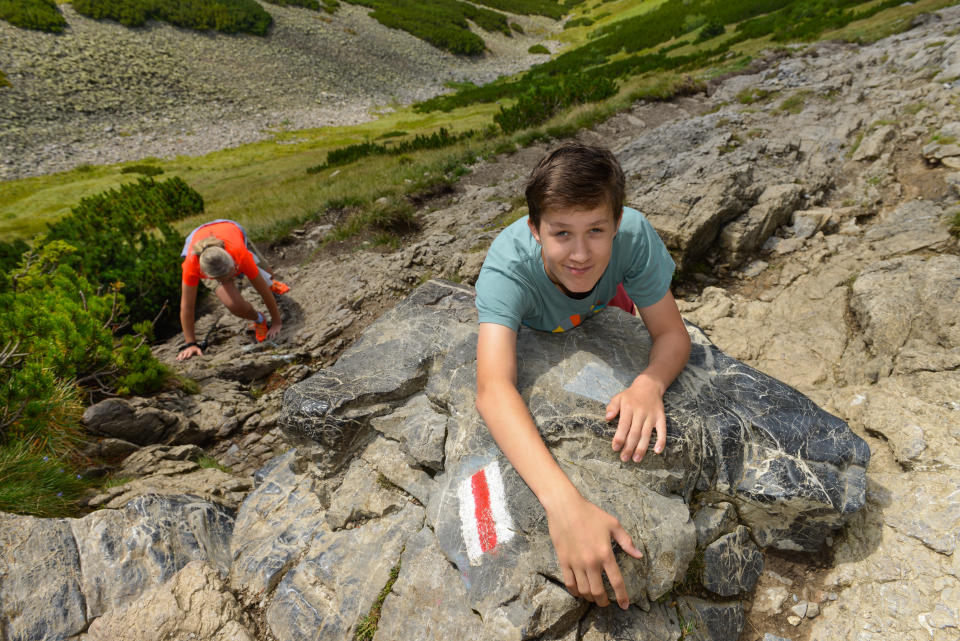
[{"left": 525, "top": 142, "right": 625, "bottom": 229}]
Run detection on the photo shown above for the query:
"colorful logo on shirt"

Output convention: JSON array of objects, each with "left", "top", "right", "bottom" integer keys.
[{"left": 550, "top": 301, "right": 607, "bottom": 333}]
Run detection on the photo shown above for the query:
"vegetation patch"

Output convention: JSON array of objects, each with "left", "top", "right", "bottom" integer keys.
[
  {"left": 343, "top": 0, "right": 513, "bottom": 56},
  {"left": 776, "top": 90, "right": 811, "bottom": 114},
  {"left": 0, "top": 70, "right": 8, "bottom": 88},
  {"left": 0, "top": 0, "right": 65, "bottom": 32},
  {"left": 198, "top": 455, "right": 232, "bottom": 473},
  {"left": 308, "top": 127, "right": 478, "bottom": 171},
  {"left": 71, "top": 0, "right": 273, "bottom": 35},
  {"left": 494, "top": 74, "right": 617, "bottom": 133},
  {"left": 949, "top": 208, "right": 960, "bottom": 238},
  {"left": 43, "top": 177, "right": 204, "bottom": 331},
  {"left": 354, "top": 559, "right": 402, "bottom": 640},
  {"left": 736, "top": 87, "right": 777, "bottom": 104},
  {"left": 120, "top": 164, "right": 165, "bottom": 177},
  {"left": 528, "top": 44, "right": 550, "bottom": 54}
]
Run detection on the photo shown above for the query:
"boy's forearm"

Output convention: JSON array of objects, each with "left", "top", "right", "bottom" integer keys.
[
  {"left": 476, "top": 380, "right": 580, "bottom": 510},
  {"left": 632, "top": 328, "right": 690, "bottom": 394}
]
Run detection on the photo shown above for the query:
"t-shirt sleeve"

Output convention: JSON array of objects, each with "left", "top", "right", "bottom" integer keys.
[
  {"left": 475, "top": 266, "right": 531, "bottom": 331},
  {"left": 236, "top": 249, "right": 259, "bottom": 281},
  {"left": 181, "top": 256, "right": 201, "bottom": 287},
  {"left": 621, "top": 212, "right": 676, "bottom": 308}
]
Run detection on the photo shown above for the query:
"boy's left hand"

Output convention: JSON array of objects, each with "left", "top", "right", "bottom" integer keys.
[{"left": 605, "top": 374, "right": 666, "bottom": 463}]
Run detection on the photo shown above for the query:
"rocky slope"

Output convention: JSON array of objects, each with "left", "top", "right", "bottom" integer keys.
[
  {"left": 0, "top": 2, "right": 557, "bottom": 180},
  {"left": 2, "top": 5, "right": 960, "bottom": 641}
]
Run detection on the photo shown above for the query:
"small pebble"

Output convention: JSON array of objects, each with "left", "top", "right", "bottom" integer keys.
[
  {"left": 807, "top": 601, "right": 820, "bottom": 618},
  {"left": 788, "top": 615, "right": 802, "bottom": 626}
]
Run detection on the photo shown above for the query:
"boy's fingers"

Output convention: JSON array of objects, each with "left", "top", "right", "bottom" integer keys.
[
  {"left": 634, "top": 419, "right": 654, "bottom": 462},
  {"left": 654, "top": 416, "right": 667, "bottom": 454},
  {"left": 603, "top": 559, "right": 629, "bottom": 609},
  {"left": 574, "top": 568, "right": 592, "bottom": 602},
  {"left": 561, "top": 565, "right": 578, "bottom": 597},
  {"left": 621, "top": 412, "right": 644, "bottom": 462},
  {"left": 612, "top": 419, "right": 630, "bottom": 452},
  {"left": 588, "top": 568, "right": 610, "bottom": 607},
  {"left": 605, "top": 396, "right": 620, "bottom": 421},
  {"left": 612, "top": 524, "right": 644, "bottom": 559}
]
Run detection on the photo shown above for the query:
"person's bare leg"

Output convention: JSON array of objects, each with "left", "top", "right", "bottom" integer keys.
[{"left": 215, "top": 279, "right": 259, "bottom": 322}]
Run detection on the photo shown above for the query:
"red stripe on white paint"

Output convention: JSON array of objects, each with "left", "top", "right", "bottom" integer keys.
[
  {"left": 471, "top": 468, "right": 498, "bottom": 552},
  {"left": 458, "top": 461, "right": 514, "bottom": 564}
]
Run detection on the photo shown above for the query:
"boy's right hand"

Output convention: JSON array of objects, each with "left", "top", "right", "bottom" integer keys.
[{"left": 544, "top": 491, "right": 644, "bottom": 609}]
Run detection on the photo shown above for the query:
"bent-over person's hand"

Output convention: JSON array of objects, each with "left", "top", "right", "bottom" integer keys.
[
  {"left": 606, "top": 374, "right": 667, "bottom": 463},
  {"left": 545, "top": 493, "right": 644, "bottom": 609},
  {"left": 177, "top": 344, "right": 203, "bottom": 361},
  {"left": 266, "top": 320, "right": 283, "bottom": 340}
]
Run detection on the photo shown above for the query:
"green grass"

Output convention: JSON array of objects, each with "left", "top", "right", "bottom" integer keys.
[
  {"left": 0, "top": 443, "right": 90, "bottom": 517},
  {"left": 949, "top": 208, "right": 960, "bottom": 238},
  {"left": 735, "top": 87, "right": 777, "bottom": 104},
  {"left": 197, "top": 455, "right": 232, "bottom": 473},
  {"left": 354, "top": 559, "right": 402, "bottom": 640},
  {"left": 776, "top": 90, "right": 811, "bottom": 115},
  {"left": 0, "top": 70, "right": 10, "bottom": 88},
  {"left": 528, "top": 44, "right": 550, "bottom": 54}
]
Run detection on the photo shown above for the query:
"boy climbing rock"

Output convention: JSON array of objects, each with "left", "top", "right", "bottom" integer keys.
[{"left": 474, "top": 143, "right": 691, "bottom": 610}]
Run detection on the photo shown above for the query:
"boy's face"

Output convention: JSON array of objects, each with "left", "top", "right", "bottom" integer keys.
[{"left": 528, "top": 204, "right": 620, "bottom": 296}]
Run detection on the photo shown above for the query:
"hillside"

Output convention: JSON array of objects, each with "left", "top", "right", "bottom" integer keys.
[{"left": 0, "top": 2, "right": 557, "bottom": 180}]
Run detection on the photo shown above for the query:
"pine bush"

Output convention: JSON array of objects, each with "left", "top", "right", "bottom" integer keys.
[
  {"left": 0, "top": 0, "right": 66, "bottom": 33},
  {"left": 72, "top": 0, "right": 273, "bottom": 35},
  {"left": 43, "top": 176, "right": 204, "bottom": 332}
]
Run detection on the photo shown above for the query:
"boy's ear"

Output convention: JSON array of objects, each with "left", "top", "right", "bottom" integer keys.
[{"left": 527, "top": 218, "right": 541, "bottom": 244}]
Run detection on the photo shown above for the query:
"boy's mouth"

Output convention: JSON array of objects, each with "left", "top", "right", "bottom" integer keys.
[{"left": 565, "top": 264, "right": 593, "bottom": 275}]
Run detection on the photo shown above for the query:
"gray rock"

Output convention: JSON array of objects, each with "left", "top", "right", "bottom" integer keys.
[
  {"left": 761, "top": 635, "right": 791, "bottom": 641},
  {"left": 83, "top": 561, "right": 255, "bottom": 641},
  {"left": 83, "top": 397, "right": 179, "bottom": 445},
  {"left": 692, "top": 502, "right": 738, "bottom": 547},
  {"left": 0, "top": 513, "right": 87, "bottom": 641},
  {"left": 579, "top": 603, "right": 682, "bottom": 640},
  {"left": 325, "top": 457, "right": 408, "bottom": 529},
  {"left": 265, "top": 502, "right": 424, "bottom": 641},
  {"left": 852, "top": 124, "right": 896, "bottom": 161},
  {"left": 374, "top": 527, "right": 483, "bottom": 641},
  {"left": 719, "top": 183, "right": 804, "bottom": 264},
  {"left": 702, "top": 526, "right": 764, "bottom": 596},
  {"left": 360, "top": 435, "right": 437, "bottom": 505},
  {"left": 229, "top": 450, "right": 328, "bottom": 600},
  {"left": 69, "top": 494, "right": 235, "bottom": 619},
  {"left": 82, "top": 436, "right": 140, "bottom": 460},
  {"left": 676, "top": 597, "right": 745, "bottom": 641},
  {"left": 790, "top": 208, "right": 833, "bottom": 239},
  {"left": 370, "top": 393, "right": 448, "bottom": 471},
  {"left": 851, "top": 253, "right": 960, "bottom": 370}
]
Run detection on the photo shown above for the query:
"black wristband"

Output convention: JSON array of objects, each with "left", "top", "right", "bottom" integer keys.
[{"left": 181, "top": 342, "right": 199, "bottom": 350}]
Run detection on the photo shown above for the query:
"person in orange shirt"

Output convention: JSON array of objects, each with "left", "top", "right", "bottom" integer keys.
[{"left": 177, "top": 219, "right": 289, "bottom": 361}]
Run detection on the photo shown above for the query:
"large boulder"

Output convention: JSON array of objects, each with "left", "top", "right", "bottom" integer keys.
[
  {"left": 0, "top": 495, "right": 235, "bottom": 639},
  {"left": 279, "top": 279, "right": 869, "bottom": 637}
]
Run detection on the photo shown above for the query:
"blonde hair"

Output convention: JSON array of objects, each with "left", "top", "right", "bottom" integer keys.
[{"left": 194, "top": 236, "right": 234, "bottom": 279}]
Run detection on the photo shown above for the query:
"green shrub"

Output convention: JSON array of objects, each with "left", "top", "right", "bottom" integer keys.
[
  {"left": 120, "top": 164, "right": 165, "bottom": 177},
  {"left": 696, "top": 20, "right": 725, "bottom": 42},
  {"left": 1, "top": 242, "right": 169, "bottom": 446},
  {"left": 308, "top": 128, "right": 476, "bottom": 171},
  {"left": 43, "top": 177, "right": 205, "bottom": 332},
  {"left": 264, "top": 0, "right": 320, "bottom": 8},
  {"left": 563, "top": 16, "right": 593, "bottom": 29},
  {"left": 344, "top": 0, "right": 514, "bottom": 55},
  {"left": 0, "top": 239, "right": 29, "bottom": 273},
  {"left": 494, "top": 74, "right": 617, "bottom": 133},
  {"left": 528, "top": 44, "right": 550, "bottom": 54},
  {"left": 510, "top": 22, "right": 523, "bottom": 34},
  {"left": 0, "top": 0, "right": 66, "bottom": 33},
  {"left": 0, "top": 70, "right": 8, "bottom": 88},
  {"left": 72, "top": 0, "right": 273, "bottom": 35}
]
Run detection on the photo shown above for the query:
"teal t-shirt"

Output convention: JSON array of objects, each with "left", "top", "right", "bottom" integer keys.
[{"left": 475, "top": 207, "right": 675, "bottom": 332}]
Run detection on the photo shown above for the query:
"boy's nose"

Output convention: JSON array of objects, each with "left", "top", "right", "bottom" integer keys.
[{"left": 570, "top": 238, "right": 590, "bottom": 262}]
